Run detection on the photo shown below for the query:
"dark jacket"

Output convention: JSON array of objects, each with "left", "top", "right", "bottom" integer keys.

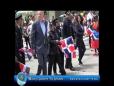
[
  {"left": 63, "top": 19, "right": 75, "bottom": 39},
  {"left": 48, "top": 30, "right": 60, "bottom": 55},
  {"left": 73, "top": 23, "right": 84, "bottom": 39},
  {"left": 55, "top": 26, "right": 62, "bottom": 40},
  {"left": 31, "top": 21, "right": 49, "bottom": 55},
  {"left": 15, "top": 25, "right": 23, "bottom": 53}
]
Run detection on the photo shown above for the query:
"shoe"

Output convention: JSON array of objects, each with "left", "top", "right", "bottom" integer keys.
[
  {"left": 54, "top": 73, "right": 58, "bottom": 75},
  {"left": 93, "top": 53, "right": 98, "bottom": 56},
  {"left": 61, "top": 73, "right": 66, "bottom": 75},
  {"left": 79, "top": 61, "right": 83, "bottom": 65},
  {"left": 65, "top": 65, "right": 70, "bottom": 69},
  {"left": 70, "top": 67, "right": 76, "bottom": 71},
  {"left": 79, "top": 63, "right": 83, "bottom": 65},
  {"left": 36, "top": 73, "right": 40, "bottom": 75},
  {"left": 61, "top": 70, "right": 66, "bottom": 75}
]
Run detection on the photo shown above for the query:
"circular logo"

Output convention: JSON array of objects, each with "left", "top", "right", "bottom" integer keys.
[{"left": 16, "top": 72, "right": 27, "bottom": 86}]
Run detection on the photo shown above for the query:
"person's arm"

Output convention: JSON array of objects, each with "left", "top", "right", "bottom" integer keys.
[
  {"left": 48, "top": 32, "right": 57, "bottom": 44},
  {"left": 75, "top": 25, "right": 83, "bottom": 35},
  {"left": 48, "top": 31, "right": 61, "bottom": 46},
  {"left": 71, "top": 24, "right": 75, "bottom": 39},
  {"left": 62, "top": 22, "right": 67, "bottom": 38},
  {"left": 30, "top": 23, "right": 36, "bottom": 50}
]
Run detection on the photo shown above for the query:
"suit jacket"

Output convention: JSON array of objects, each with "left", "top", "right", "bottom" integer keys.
[
  {"left": 73, "top": 23, "right": 84, "bottom": 40},
  {"left": 31, "top": 20, "right": 49, "bottom": 55},
  {"left": 63, "top": 19, "right": 75, "bottom": 39}
]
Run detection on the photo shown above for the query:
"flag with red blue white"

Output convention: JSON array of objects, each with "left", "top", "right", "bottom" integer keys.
[
  {"left": 19, "top": 48, "right": 33, "bottom": 60},
  {"left": 19, "top": 62, "right": 30, "bottom": 75},
  {"left": 59, "top": 36, "right": 76, "bottom": 58},
  {"left": 87, "top": 27, "right": 99, "bottom": 40},
  {"left": 87, "top": 28, "right": 99, "bottom": 48}
]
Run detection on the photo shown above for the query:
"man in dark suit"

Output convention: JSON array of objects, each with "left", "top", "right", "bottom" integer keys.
[
  {"left": 62, "top": 12, "right": 75, "bottom": 71},
  {"left": 31, "top": 11, "right": 49, "bottom": 75},
  {"left": 73, "top": 14, "right": 86, "bottom": 65}
]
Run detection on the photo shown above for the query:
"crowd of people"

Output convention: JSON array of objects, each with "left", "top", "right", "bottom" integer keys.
[{"left": 15, "top": 11, "right": 99, "bottom": 75}]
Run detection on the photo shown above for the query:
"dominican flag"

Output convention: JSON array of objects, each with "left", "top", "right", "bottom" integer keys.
[
  {"left": 87, "top": 28, "right": 99, "bottom": 48},
  {"left": 19, "top": 62, "right": 30, "bottom": 74},
  {"left": 19, "top": 48, "right": 33, "bottom": 60},
  {"left": 59, "top": 36, "right": 76, "bottom": 58}
]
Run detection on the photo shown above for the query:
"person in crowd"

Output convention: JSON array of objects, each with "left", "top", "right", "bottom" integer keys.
[
  {"left": 15, "top": 12, "right": 25, "bottom": 75},
  {"left": 15, "top": 12, "right": 25, "bottom": 64},
  {"left": 53, "top": 18, "right": 66, "bottom": 75},
  {"left": 27, "top": 15, "right": 37, "bottom": 59},
  {"left": 87, "top": 19, "right": 93, "bottom": 49},
  {"left": 48, "top": 22, "right": 66, "bottom": 75},
  {"left": 91, "top": 15, "right": 99, "bottom": 55},
  {"left": 23, "top": 21, "right": 31, "bottom": 49},
  {"left": 73, "top": 14, "right": 86, "bottom": 65},
  {"left": 62, "top": 11, "right": 75, "bottom": 70},
  {"left": 31, "top": 11, "right": 49, "bottom": 75}
]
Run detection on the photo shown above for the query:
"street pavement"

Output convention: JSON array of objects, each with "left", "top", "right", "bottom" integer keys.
[{"left": 24, "top": 36, "right": 99, "bottom": 75}]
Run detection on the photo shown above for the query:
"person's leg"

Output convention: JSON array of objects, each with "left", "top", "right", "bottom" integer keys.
[
  {"left": 43, "top": 54, "right": 48, "bottom": 75},
  {"left": 25, "top": 37, "right": 28, "bottom": 48},
  {"left": 65, "top": 52, "right": 73, "bottom": 68},
  {"left": 68, "top": 57, "right": 73, "bottom": 68},
  {"left": 60, "top": 51, "right": 64, "bottom": 69},
  {"left": 97, "top": 48, "right": 99, "bottom": 55},
  {"left": 81, "top": 40, "right": 86, "bottom": 57},
  {"left": 57, "top": 54, "right": 66, "bottom": 75},
  {"left": 95, "top": 49, "right": 97, "bottom": 53},
  {"left": 78, "top": 46, "right": 83, "bottom": 64},
  {"left": 89, "top": 36, "right": 91, "bottom": 48},
  {"left": 37, "top": 65, "right": 42, "bottom": 75},
  {"left": 65, "top": 58, "right": 69, "bottom": 68},
  {"left": 20, "top": 52, "right": 25, "bottom": 64},
  {"left": 33, "top": 49, "right": 37, "bottom": 59},
  {"left": 26, "top": 37, "right": 31, "bottom": 48},
  {"left": 48, "top": 55, "right": 53, "bottom": 75},
  {"left": 80, "top": 40, "right": 86, "bottom": 64},
  {"left": 65, "top": 58, "right": 72, "bottom": 68},
  {"left": 93, "top": 49, "right": 97, "bottom": 55},
  {"left": 53, "top": 57, "right": 57, "bottom": 74},
  {"left": 36, "top": 53, "right": 43, "bottom": 75},
  {"left": 94, "top": 48, "right": 99, "bottom": 55},
  {"left": 28, "top": 38, "right": 31, "bottom": 48},
  {"left": 65, "top": 54, "right": 75, "bottom": 70},
  {"left": 26, "top": 37, "right": 30, "bottom": 49},
  {"left": 77, "top": 38, "right": 86, "bottom": 64},
  {"left": 78, "top": 39, "right": 84, "bottom": 64}
]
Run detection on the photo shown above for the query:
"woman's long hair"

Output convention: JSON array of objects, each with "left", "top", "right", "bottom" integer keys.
[{"left": 75, "top": 14, "right": 83, "bottom": 25}]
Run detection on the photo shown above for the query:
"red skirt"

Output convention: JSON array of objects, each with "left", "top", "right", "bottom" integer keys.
[{"left": 91, "top": 39, "right": 99, "bottom": 49}]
